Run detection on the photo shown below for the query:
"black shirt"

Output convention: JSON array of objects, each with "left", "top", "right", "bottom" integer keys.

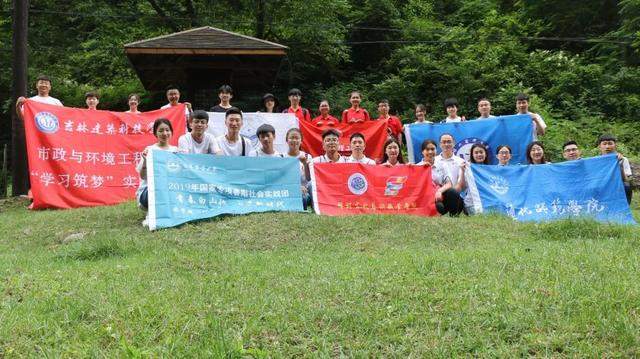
[{"left": 210, "top": 105, "right": 232, "bottom": 112}]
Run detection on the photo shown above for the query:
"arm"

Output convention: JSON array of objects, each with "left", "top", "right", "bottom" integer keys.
[
  {"left": 454, "top": 163, "right": 467, "bottom": 192},
  {"left": 137, "top": 148, "right": 148, "bottom": 180},
  {"left": 15, "top": 97, "right": 26, "bottom": 119},
  {"left": 532, "top": 113, "right": 546, "bottom": 136}
]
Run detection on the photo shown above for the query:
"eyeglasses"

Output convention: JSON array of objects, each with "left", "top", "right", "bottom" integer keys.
[
  {"left": 324, "top": 137, "right": 339, "bottom": 142},
  {"left": 498, "top": 151, "right": 511, "bottom": 155},
  {"left": 563, "top": 147, "right": 578, "bottom": 153}
]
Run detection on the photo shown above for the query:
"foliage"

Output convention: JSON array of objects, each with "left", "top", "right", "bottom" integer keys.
[{"left": 2, "top": 0, "right": 640, "bottom": 160}]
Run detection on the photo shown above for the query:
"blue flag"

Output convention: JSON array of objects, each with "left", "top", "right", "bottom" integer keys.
[
  {"left": 404, "top": 115, "right": 534, "bottom": 164},
  {"left": 466, "top": 155, "right": 636, "bottom": 224},
  {"left": 146, "top": 151, "right": 304, "bottom": 230}
]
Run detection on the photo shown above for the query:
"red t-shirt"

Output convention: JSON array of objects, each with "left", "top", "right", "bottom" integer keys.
[
  {"left": 283, "top": 106, "right": 311, "bottom": 122},
  {"left": 378, "top": 115, "right": 403, "bottom": 138},
  {"left": 311, "top": 114, "right": 340, "bottom": 127},
  {"left": 342, "top": 107, "right": 370, "bottom": 123}
]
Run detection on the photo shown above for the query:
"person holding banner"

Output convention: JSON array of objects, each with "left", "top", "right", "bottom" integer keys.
[
  {"left": 476, "top": 98, "right": 495, "bottom": 119},
  {"left": 469, "top": 143, "right": 490, "bottom": 165},
  {"left": 249, "top": 124, "right": 284, "bottom": 157},
  {"left": 312, "top": 100, "right": 339, "bottom": 126},
  {"left": 178, "top": 110, "right": 222, "bottom": 155},
  {"left": 413, "top": 104, "right": 433, "bottom": 124},
  {"left": 136, "top": 118, "right": 179, "bottom": 210},
  {"left": 496, "top": 145, "right": 512, "bottom": 166},
  {"left": 442, "top": 98, "right": 464, "bottom": 123},
  {"left": 313, "top": 129, "right": 347, "bottom": 163},
  {"left": 85, "top": 91, "right": 99, "bottom": 110},
  {"left": 285, "top": 128, "right": 312, "bottom": 209},
  {"left": 598, "top": 134, "right": 633, "bottom": 204},
  {"left": 526, "top": 141, "right": 548, "bottom": 165},
  {"left": 562, "top": 141, "right": 582, "bottom": 161},
  {"left": 381, "top": 138, "right": 405, "bottom": 167},
  {"left": 259, "top": 93, "right": 279, "bottom": 113},
  {"left": 345, "top": 133, "right": 376, "bottom": 165},
  {"left": 126, "top": 93, "right": 141, "bottom": 114},
  {"left": 376, "top": 99, "right": 403, "bottom": 146},
  {"left": 210, "top": 85, "right": 234, "bottom": 112},
  {"left": 217, "top": 107, "right": 253, "bottom": 156},
  {"left": 15, "top": 75, "right": 63, "bottom": 117},
  {"left": 417, "top": 139, "right": 464, "bottom": 216},
  {"left": 435, "top": 133, "right": 465, "bottom": 186},
  {"left": 161, "top": 86, "right": 192, "bottom": 121},
  {"left": 283, "top": 88, "right": 311, "bottom": 122},
  {"left": 342, "top": 91, "right": 370, "bottom": 124},
  {"left": 515, "top": 93, "right": 546, "bottom": 139}
]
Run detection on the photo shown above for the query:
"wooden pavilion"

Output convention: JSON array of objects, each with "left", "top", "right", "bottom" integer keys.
[{"left": 124, "top": 26, "right": 288, "bottom": 109}]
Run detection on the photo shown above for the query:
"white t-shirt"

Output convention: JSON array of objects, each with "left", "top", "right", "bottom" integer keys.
[
  {"left": 416, "top": 161, "right": 451, "bottom": 187},
  {"left": 312, "top": 154, "right": 347, "bottom": 163},
  {"left": 345, "top": 155, "right": 376, "bottom": 165},
  {"left": 249, "top": 148, "right": 283, "bottom": 157},
  {"left": 443, "top": 116, "right": 462, "bottom": 123},
  {"left": 216, "top": 135, "right": 254, "bottom": 156},
  {"left": 476, "top": 115, "right": 495, "bottom": 120},
  {"left": 29, "top": 95, "right": 63, "bottom": 106},
  {"left": 518, "top": 112, "right": 547, "bottom": 140},
  {"left": 178, "top": 132, "right": 220, "bottom": 154},
  {"left": 136, "top": 144, "right": 179, "bottom": 201},
  {"left": 434, "top": 153, "right": 465, "bottom": 186}
]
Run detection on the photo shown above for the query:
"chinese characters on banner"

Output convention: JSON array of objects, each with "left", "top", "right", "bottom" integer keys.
[
  {"left": 311, "top": 163, "right": 439, "bottom": 217},
  {"left": 298, "top": 120, "right": 389, "bottom": 161},
  {"left": 466, "top": 154, "right": 636, "bottom": 224},
  {"left": 146, "top": 151, "right": 303, "bottom": 230},
  {"left": 22, "top": 101, "right": 187, "bottom": 209}
]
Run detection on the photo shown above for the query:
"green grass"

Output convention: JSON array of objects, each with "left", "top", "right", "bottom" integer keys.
[{"left": 0, "top": 197, "right": 639, "bottom": 357}]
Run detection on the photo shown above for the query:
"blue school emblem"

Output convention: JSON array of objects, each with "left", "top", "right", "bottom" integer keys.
[
  {"left": 488, "top": 175, "right": 509, "bottom": 195},
  {"left": 347, "top": 173, "right": 368, "bottom": 195},
  {"left": 454, "top": 138, "right": 490, "bottom": 162},
  {"left": 35, "top": 112, "right": 59, "bottom": 134}
]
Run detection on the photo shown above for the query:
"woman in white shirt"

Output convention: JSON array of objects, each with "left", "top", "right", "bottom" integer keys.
[
  {"left": 136, "top": 118, "right": 179, "bottom": 210},
  {"left": 380, "top": 138, "right": 404, "bottom": 167}
]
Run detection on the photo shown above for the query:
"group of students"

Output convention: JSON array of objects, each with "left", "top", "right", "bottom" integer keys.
[{"left": 14, "top": 75, "right": 634, "bottom": 216}]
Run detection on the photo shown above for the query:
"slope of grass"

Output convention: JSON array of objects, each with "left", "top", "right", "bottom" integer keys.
[{"left": 0, "top": 197, "right": 639, "bottom": 357}]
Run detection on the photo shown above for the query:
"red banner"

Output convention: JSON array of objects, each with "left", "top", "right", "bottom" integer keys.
[
  {"left": 23, "top": 101, "right": 187, "bottom": 209},
  {"left": 299, "top": 120, "right": 389, "bottom": 161},
  {"left": 311, "top": 163, "right": 438, "bottom": 216}
]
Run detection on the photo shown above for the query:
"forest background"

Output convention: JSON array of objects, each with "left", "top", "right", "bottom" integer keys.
[{"left": 2, "top": 0, "right": 640, "bottom": 163}]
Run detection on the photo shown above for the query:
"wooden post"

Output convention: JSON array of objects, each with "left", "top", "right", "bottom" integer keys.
[
  {"left": 0, "top": 144, "right": 8, "bottom": 198},
  {"left": 11, "top": 0, "right": 29, "bottom": 196}
]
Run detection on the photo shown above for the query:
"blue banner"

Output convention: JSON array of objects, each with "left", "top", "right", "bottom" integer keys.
[
  {"left": 404, "top": 115, "right": 534, "bottom": 164},
  {"left": 147, "top": 151, "right": 304, "bottom": 230},
  {"left": 466, "top": 155, "right": 636, "bottom": 224}
]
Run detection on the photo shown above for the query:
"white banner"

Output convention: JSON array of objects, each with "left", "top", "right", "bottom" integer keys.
[{"left": 206, "top": 112, "right": 299, "bottom": 154}]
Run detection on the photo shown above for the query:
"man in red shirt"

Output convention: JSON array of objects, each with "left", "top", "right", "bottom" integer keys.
[
  {"left": 283, "top": 88, "right": 311, "bottom": 122},
  {"left": 311, "top": 100, "right": 339, "bottom": 126},
  {"left": 376, "top": 99, "right": 403, "bottom": 146},
  {"left": 341, "top": 91, "right": 370, "bottom": 123}
]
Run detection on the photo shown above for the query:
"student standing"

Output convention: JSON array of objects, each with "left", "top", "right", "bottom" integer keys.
[
  {"left": 311, "top": 100, "right": 340, "bottom": 126},
  {"left": 15, "top": 75, "right": 63, "bottom": 118},
  {"left": 413, "top": 104, "right": 433, "bottom": 124},
  {"left": 476, "top": 98, "right": 495, "bottom": 119},
  {"left": 216, "top": 107, "right": 253, "bottom": 156},
  {"left": 249, "top": 124, "right": 283, "bottom": 157},
  {"left": 515, "top": 93, "right": 546, "bottom": 139},
  {"left": 259, "top": 93, "right": 278, "bottom": 113},
  {"left": 562, "top": 141, "right": 582, "bottom": 161},
  {"left": 126, "top": 93, "right": 141, "bottom": 114},
  {"left": 380, "top": 138, "right": 404, "bottom": 166},
  {"left": 85, "top": 91, "right": 99, "bottom": 110},
  {"left": 210, "top": 85, "right": 234, "bottom": 112},
  {"left": 345, "top": 133, "right": 376, "bottom": 164},
  {"left": 526, "top": 141, "right": 548, "bottom": 165},
  {"left": 342, "top": 91, "right": 370, "bottom": 124},
  {"left": 598, "top": 134, "right": 633, "bottom": 204},
  {"left": 285, "top": 128, "right": 312, "bottom": 209},
  {"left": 376, "top": 99, "right": 403, "bottom": 146},
  {"left": 178, "top": 110, "right": 222, "bottom": 155},
  {"left": 283, "top": 88, "right": 311, "bottom": 122},
  {"left": 442, "top": 98, "right": 464, "bottom": 123},
  {"left": 313, "top": 129, "right": 346, "bottom": 163}
]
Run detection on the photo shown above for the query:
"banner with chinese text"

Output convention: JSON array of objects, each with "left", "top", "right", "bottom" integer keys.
[
  {"left": 23, "top": 101, "right": 187, "bottom": 209},
  {"left": 299, "top": 120, "right": 389, "bottom": 161},
  {"left": 206, "top": 112, "right": 298, "bottom": 154},
  {"left": 465, "top": 155, "right": 636, "bottom": 224},
  {"left": 404, "top": 115, "right": 534, "bottom": 164},
  {"left": 311, "top": 163, "right": 438, "bottom": 216},
  {"left": 147, "top": 151, "right": 304, "bottom": 230}
]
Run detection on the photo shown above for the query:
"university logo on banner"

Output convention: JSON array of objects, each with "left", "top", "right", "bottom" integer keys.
[
  {"left": 404, "top": 115, "right": 534, "bottom": 164},
  {"left": 298, "top": 120, "right": 389, "bottom": 161},
  {"left": 22, "top": 101, "right": 187, "bottom": 209},
  {"left": 146, "top": 151, "right": 304, "bottom": 230},
  {"left": 206, "top": 112, "right": 298, "bottom": 154},
  {"left": 311, "top": 163, "right": 438, "bottom": 216},
  {"left": 466, "top": 154, "right": 636, "bottom": 224}
]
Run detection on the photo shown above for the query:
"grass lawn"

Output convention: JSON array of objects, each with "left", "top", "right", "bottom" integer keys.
[{"left": 1, "top": 197, "right": 639, "bottom": 357}]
